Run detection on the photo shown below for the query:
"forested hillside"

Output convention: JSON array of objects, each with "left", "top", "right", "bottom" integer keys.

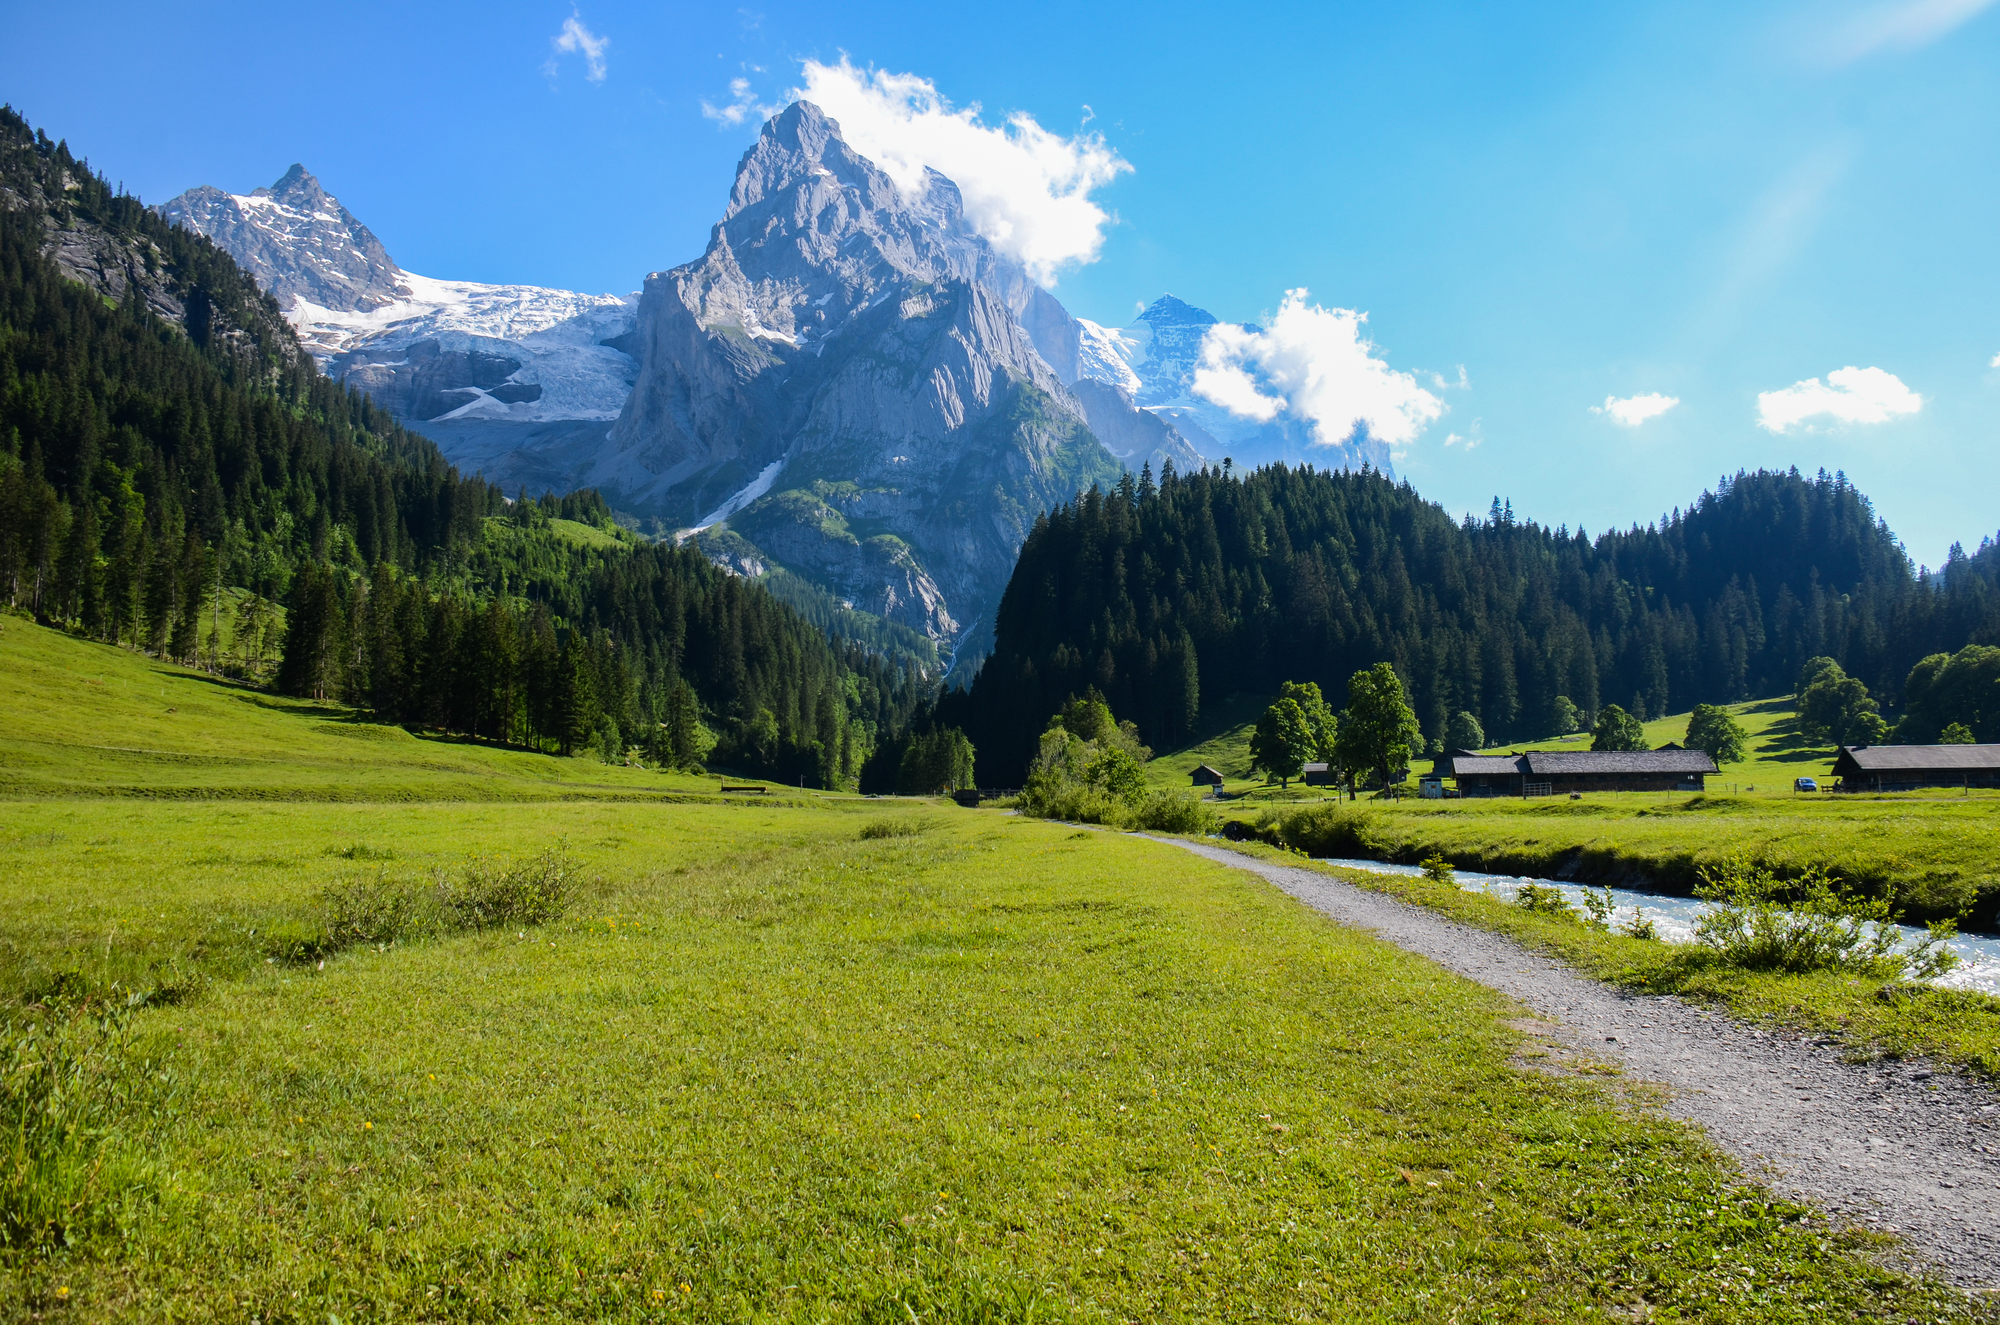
[
  {"left": 944, "top": 462, "right": 2000, "bottom": 783},
  {"left": 0, "top": 107, "right": 924, "bottom": 785}
]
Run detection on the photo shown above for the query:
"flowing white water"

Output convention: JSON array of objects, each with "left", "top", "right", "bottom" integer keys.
[{"left": 1316, "top": 858, "right": 2000, "bottom": 996}]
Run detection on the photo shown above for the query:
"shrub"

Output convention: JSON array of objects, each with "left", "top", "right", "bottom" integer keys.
[
  {"left": 1622, "top": 908, "right": 1661, "bottom": 941},
  {"left": 1514, "top": 882, "right": 1576, "bottom": 920},
  {"left": 1419, "top": 852, "right": 1455, "bottom": 886},
  {"left": 1579, "top": 886, "right": 1615, "bottom": 931},
  {"left": 289, "top": 848, "right": 582, "bottom": 961},
  {"left": 1266, "top": 803, "right": 1376, "bottom": 858},
  {"left": 859, "top": 816, "right": 929, "bottom": 840},
  {"left": 1018, "top": 781, "right": 1124, "bottom": 825},
  {"left": 1692, "top": 861, "right": 1958, "bottom": 979},
  {"left": 443, "top": 848, "right": 579, "bottom": 930},
  {"left": 1124, "top": 789, "right": 1221, "bottom": 835}
]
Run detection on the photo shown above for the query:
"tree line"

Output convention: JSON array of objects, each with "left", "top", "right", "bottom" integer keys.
[{"left": 943, "top": 461, "right": 2000, "bottom": 785}]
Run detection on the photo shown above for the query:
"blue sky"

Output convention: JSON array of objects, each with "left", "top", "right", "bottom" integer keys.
[{"left": 5, "top": 0, "right": 1996, "bottom": 566}]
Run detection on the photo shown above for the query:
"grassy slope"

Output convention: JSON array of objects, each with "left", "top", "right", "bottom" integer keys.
[
  {"left": 0, "top": 617, "right": 722, "bottom": 802},
  {"left": 0, "top": 625, "right": 1973, "bottom": 1319}
]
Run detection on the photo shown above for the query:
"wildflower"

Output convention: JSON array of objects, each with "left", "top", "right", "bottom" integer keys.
[
  {"left": 681, "top": 1283, "right": 691, "bottom": 1294},
  {"left": 54, "top": 1287, "right": 69, "bottom": 1299},
  {"left": 364, "top": 1121, "right": 374, "bottom": 1131}
]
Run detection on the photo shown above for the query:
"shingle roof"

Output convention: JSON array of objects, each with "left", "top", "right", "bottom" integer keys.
[
  {"left": 1835, "top": 744, "right": 2000, "bottom": 772},
  {"left": 1524, "top": 750, "right": 1718, "bottom": 775},
  {"left": 1189, "top": 763, "right": 1224, "bottom": 781},
  {"left": 1444, "top": 754, "right": 1527, "bottom": 776}
]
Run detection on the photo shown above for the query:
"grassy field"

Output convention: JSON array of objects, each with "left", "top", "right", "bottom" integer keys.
[
  {"left": 0, "top": 615, "right": 724, "bottom": 802},
  {"left": 0, "top": 619, "right": 1981, "bottom": 1319}
]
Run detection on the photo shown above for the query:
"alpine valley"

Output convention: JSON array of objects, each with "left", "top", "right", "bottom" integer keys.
[{"left": 165, "top": 101, "right": 1379, "bottom": 674}]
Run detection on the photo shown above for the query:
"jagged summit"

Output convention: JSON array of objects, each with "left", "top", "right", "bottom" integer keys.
[{"left": 161, "top": 165, "right": 404, "bottom": 313}]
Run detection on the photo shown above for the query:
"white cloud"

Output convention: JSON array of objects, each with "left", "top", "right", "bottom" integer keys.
[
  {"left": 1756, "top": 366, "right": 1922, "bottom": 432},
  {"left": 1821, "top": 0, "right": 1997, "bottom": 62},
  {"left": 549, "top": 10, "right": 608, "bottom": 82},
  {"left": 1190, "top": 289, "right": 1446, "bottom": 448},
  {"left": 793, "top": 58, "right": 1131, "bottom": 285},
  {"left": 1991, "top": 350, "right": 2000, "bottom": 368},
  {"left": 1591, "top": 392, "right": 1680, "bottom": 427},
  {"left": 703, "top": 77, "right": 779, "bottom": 127}
]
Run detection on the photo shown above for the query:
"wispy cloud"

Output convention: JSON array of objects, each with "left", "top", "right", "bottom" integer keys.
[
  {"left": 1991, "top": 350, "right": 2000, "bottom": 368},
  {"left": 1756, "top": 366, "right": 1922, "bottom": 432},
  {"left": 547, "top": 9, "right": 609, "bottom": 83},
  {"left": 1818, "top": 0, "right": 1998, "bottom": 63},
  {"left": 792, "top": 57, "right": 1131, "bottom": 285},
  {"left": 1591, "top": 392, "right": 1680, "bottom": 427},
  {"left": 1191, "top": 289, "right": 1445, "bottom": 448},
  {"left": 702, "top": 77, "right": 780, "bottom": 127}
]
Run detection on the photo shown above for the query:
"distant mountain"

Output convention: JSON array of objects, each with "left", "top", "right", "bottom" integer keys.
[
  {"left": 1076, "top": 295, "right": 1393, "bottom": 472},
  {"left": 160, "top": 115, "right": 1209, "bottom": 674},
  {"left": 601, "top": 101, "right": 1202, "bottom": 669},
  {"left": 160, "top": 166, "right": 638, "bottom": 497}
]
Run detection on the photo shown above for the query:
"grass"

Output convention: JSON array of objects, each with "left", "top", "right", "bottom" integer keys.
[
  {"left": 1218, "top": 838, "right": 2000, "bottom": 1083},
  {"left": 1151, "top": 689, "right": 2000, "bottom": 925},
  {"left": 0, "top": 616, "right": 726, "bottom": 802},
  {"left": 0, "top": 622, "right": 1989, "bottom": 1319},
  {"left": 1243, "top": 792, "right": 2000, "bottom": 926},
  {"left": 0, "top": 802, "right": 1974, "bottom": 1321}
]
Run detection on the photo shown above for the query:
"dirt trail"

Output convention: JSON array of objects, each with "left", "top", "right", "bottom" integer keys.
[{"left": 1164, "top": 839, "right": 2000, "bottom": 1289}]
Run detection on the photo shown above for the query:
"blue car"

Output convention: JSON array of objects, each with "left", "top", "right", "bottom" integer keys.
[{"left": 1794, "top": 777, "right": 1819, "bottom": 793}]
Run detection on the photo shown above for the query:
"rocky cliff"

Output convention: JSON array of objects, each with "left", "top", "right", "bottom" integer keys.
[{"left": 603, "top": 102, "right": 1199, "bottom": 665}]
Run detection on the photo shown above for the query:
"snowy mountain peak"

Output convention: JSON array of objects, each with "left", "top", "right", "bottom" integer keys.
[
  {"left": 161, "top": 165, "right": 405, "bottom": 313},
  {"left": 162, "top": 167, "right": 639, "bottom": 435}
]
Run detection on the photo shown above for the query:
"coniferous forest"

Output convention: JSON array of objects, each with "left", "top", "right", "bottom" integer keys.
[
  {"left": 941, "top": 463, "right": 2000, "bottom": 784},
  {"left": 0, "top": 107, "right": 925, "bottom": 785}
]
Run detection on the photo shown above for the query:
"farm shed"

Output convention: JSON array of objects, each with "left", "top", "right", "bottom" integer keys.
[
  {"left": 1434, "top": 748, "right": 1717, "bottom": 795},
  {"left": 1829, "top": 744, "right": 2000, "bottom": 792},
  {"left": 1189, "top": 764, "right": 1224, "bottom": 787}
]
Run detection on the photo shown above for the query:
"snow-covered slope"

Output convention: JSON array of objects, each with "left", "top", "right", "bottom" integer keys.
[
  {"left": 160, "top": 167, "right": 639, "bottom": 437},
  {"left": 1075, "top": 295, "right": 1391, "bottom": 472}
]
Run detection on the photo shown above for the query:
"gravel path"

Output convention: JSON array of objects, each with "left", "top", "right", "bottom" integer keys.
[{"left": 1165, "top": 839, "right": 2000, "bottom": 1289}]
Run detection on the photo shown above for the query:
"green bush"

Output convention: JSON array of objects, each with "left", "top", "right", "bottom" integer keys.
[
  {"left": 1692, "top": 861, "right": 1958, "bottom": 979},
  {"left": 1513, "top": 882, "right": 1576, "bottom": 920},
  {"left": 1419, "top": 852, "right": 1454, "bottom": 885},
  {"left": 858, "top": 816, "right": 929, "bottom": 840},
  {"left": 443, "top": 848, "right": 580, "bottom": 930},
  {"left": 1124, "top": 789, "right": 1221, "bottom": 835},
  {"left": 1265, "top": 803, "right": 1377, "bottom": 858},
  {"left": 289, "top": 848, "right": 582, "bottom": 961}
]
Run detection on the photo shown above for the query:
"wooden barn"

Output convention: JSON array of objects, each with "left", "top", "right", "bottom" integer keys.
[
  {"left": 1189, "top": 764, "right": 1224, "bottom": 788},
  {"left": 1434, "top": 748, "right": 1717, "bottom": 795},
  {"left": 1829, "top": 744, "right": 2000, "bottom": 792}
]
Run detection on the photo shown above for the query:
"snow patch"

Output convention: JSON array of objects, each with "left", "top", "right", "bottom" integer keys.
[{"left": 688, "top": 460, "right": 785, "bottom": 534}]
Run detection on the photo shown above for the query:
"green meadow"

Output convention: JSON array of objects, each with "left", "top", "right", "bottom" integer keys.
[{"left": 0, "top": 618, "right": 1982, "bottom": 1320}]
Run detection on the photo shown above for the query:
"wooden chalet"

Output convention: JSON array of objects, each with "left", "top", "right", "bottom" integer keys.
[
  {"left": 1189, "top": 764, "right": 1225, "bottom": 788},
  {"left": 1302, "top": 762, "right": 1337, "bottom": 787},
  {"left": 1433, "top": 747, "right": 1717, "bottom": 795},
  {"left": 1829, "top": 744, "right": 2000, "bottom": 792}
]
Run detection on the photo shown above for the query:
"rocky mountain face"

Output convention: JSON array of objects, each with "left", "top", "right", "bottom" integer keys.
[
  {"left": 1076, "top": 295, "right": 1393, "bottom": 472},
  {"left": 602, "top": 102, "right": 1199, "bottom": 666},
  {"left": 160, "top": 168, "right": 638, "bottom": 493},
  {"left": 0, "top": 108, "right": 307, "bottom": 378},
  {"left": 161, "top": 164, "right": 406, "bottom": 314}
]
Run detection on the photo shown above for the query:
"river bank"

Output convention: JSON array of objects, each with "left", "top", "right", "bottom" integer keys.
[{"left": 1227, "top": 794, "right": 2000, "bottom": 929}]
